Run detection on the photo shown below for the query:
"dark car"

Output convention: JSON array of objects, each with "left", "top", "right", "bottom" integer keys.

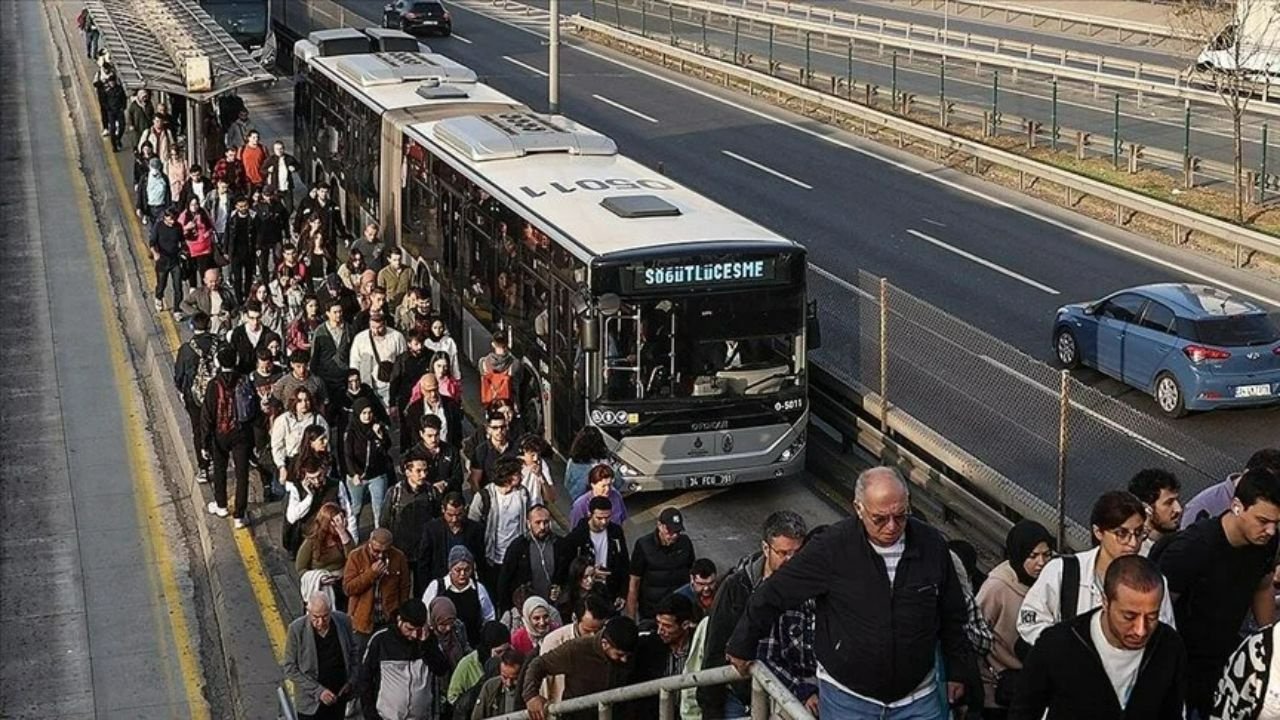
[
  {"left": 384, "top": 0, "right": 452, "bottom": 36},
  {"left": 1053, "top": 283, "right": 1280, "bottom": 417}
]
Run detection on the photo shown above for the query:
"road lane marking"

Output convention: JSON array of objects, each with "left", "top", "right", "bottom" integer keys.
[
  {"left": 721, "top": 149, "right": 813, "bottom": 189},
  {"left": 446, "top": 0, "right": 1280, "bottom": 308},
  {"left": 502, "top": 54, "right": 549, "bottom": 76},
  {"left": 61, "top": 6, "right": 288, "bottom": 662},
  {"left": 922, "top": 217, "right": 946, "bottom": 227},
  {"left": 592, "top": 93, "right": 659, "bottom": 123},
  {"left": 451, "top": 33, "right": 474, "bottom": 43},
  {"left": 978, "top": 355, "right": 1187, "bottom": 462},
  {"left": 44, "top": 13, "right": 209, "bottom": 720},
  {"left": 906, "top": 228, "right": 1060, "bottom": 295}
]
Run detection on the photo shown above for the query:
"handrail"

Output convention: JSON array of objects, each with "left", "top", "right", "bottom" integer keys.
[
  {"left": 490, "top": 663, "right": 814, "bottom": 720},
  {"left": 653, "top": 0, "right": 1280, "bottom": 119},
  {"left": 571, "top": 14, "right": 1280, "bottom": 259},
  {"left": 906, "top": 0, "right": 1201, "bottom": 44},
  {"left": 277, "top": 685, "right": 298, "bottom": 720}
]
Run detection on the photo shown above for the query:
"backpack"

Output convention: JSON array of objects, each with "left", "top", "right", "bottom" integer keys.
[
  {"left": 76, "top": 8, "right": 88, "bottom": 29},
  {"left": 476, "top": 484, "right": 528, "bottom": 523},
  {"left": 213, "top": 377, "right": 239, "bottom": 436},
  {"left": 234, "top": 376, "right": 256, "bottom": 424},
  {"left": 189, "top": 338, "right": 220, "bottom": 405},
  {"left": 480, "top": 362, "right": 512, "bottom": 406},
  {"left": 1058, "top": 554, "right": 1081, "bottom": 622}
]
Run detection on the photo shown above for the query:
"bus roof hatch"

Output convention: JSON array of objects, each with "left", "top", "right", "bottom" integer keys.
[
  {"left": 433, "top": 112, "right": 617, "bottom": 161},
  {"left": 335, "top": 52, "right": 478, "bottom": 87},
  {"left": 601, "top": 195, "right": 682, "bottom": 219}
]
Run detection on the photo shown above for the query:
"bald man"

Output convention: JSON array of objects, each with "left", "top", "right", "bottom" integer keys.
[
  {"left": 283, "top": 592, "right": 358, "bottom": 719},
  {"left": 725, "top": 467, "right": 974, "bottom": 720},
  {"left": 181, "top": 266, "right": 237, "bottom": 333}
]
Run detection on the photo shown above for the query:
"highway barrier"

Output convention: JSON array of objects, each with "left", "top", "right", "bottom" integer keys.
[{"left": 903, "top": 0, "right": 1202, "bottom": 49}]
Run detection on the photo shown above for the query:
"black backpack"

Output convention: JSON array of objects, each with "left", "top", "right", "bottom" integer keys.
[{"left": 188, "top": 337, "right": 221, "bottom": 405}]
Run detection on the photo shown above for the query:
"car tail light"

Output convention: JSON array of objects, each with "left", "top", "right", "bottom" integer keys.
[
  {"left": 405, "top": 11, "right": 418, "bottom": 18},
  {"left": 1273, "top": 345, "right": 1280, "bottom": 355},
  {"left": 444, "top": 11, "right": 451, "bottom": 19},
  {"left": 1184, "top": 344, "right": 1231, "bottom": 363}
]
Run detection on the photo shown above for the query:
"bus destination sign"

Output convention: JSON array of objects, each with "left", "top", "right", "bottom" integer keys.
[{"left": 633, "top": 258, "right": 776, "bottom": 290}]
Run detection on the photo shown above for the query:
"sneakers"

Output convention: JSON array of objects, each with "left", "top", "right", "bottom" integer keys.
[
  {"left": 206, "top": 502, "right": 228, "bottom": 518},
  {"left": 101, "top": 128, "right": 110, "bottom": 136},
  {"left": 195, "top": 468, "right": 209, "bottom": 484},
  {"left": 233, "top": 518, "right": 248, "bottom": 529},
  {"left": 172, "top": 310, "right": 184, "bottom": 322},
  {"left": 154, "top": 297, "right": 164, "bottom": 312}
]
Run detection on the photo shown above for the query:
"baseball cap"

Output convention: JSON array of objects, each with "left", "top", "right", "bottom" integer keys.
[{"left": 658, "top": 507, "right": 685, "bottom": 534}]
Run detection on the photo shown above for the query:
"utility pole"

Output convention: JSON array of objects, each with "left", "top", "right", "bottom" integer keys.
[{"left": 549, "top": 0, "right": 560, "bottom": 113}]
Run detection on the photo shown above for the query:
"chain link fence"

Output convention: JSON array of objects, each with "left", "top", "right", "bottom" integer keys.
[{"left": 807, "top": 265, "right": 1240, "bottom": 546}]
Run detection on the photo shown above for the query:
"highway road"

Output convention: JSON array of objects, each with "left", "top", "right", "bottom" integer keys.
[{"left": 309, "top": 0, "right": 1273, "bottom": 500}]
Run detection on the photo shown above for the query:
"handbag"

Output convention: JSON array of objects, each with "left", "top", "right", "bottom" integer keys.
[{"left": 369, "top": 331, "right": 394, "bottom": 383}]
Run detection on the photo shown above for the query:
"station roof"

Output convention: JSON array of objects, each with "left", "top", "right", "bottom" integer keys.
[{"left": 84, "top": 0, "right": 274, "bottom": 101}]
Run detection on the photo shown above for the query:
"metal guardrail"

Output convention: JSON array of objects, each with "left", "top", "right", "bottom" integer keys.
[
  {"left": 657, "top": 0, "right": 1280, "bottom": 116},
  {"left": 571, "top": 14, "right": 1280, "bottom": 260},
  {"left": 904, "top": 0, "right": 1201, "bottom": 47},
  {"left": 717, "top": 0, "right": 1187, "bottom": 85}
]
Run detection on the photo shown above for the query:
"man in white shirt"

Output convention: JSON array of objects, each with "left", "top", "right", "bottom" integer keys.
[
  {"left": 349, "top": 311, "right": 407, "bottom": 407},
  {"left": 1009, "top": 555, "right": 1186, "bottom": 719}
]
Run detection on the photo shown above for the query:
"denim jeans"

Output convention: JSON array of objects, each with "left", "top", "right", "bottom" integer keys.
[
  {"left": 343, "top": 474, "right": 387, "bottom": 541},
  {"left": 818, "top": 680, "right": 946, "bottom": 720}
]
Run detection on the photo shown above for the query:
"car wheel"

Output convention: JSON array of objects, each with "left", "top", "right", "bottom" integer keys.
[
  {"left": 441, "top": 26, "right": 452, "bottom": 36},
  {"left": 1154, "top": 372, "right": 1187, "bottom": 418},
  {"left": 1054, "top": 326, "right": 1080, "bottom": 369}
]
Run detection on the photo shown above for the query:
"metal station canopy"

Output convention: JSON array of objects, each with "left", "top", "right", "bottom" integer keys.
[{"left": 84, "top": 0, "right": 274, "bottom": 101}]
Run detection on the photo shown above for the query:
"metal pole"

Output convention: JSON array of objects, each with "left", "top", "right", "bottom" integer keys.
[
  {"left": 1183, "top": 100, "right": 1191, "bottom": 174},
  {"left": 879, "top": 277, "right": 889, "bottom": 435},
  {"left": 938, "top": 59, "right": 945, "bottom": 123},
  {"left": 891, "top": 51, "right": 898, "bottom": 111},
  {"left": 768, "top": 25, "right": 774, "bottom": 69},
  {"left": 1260, "top": 122, "right": 1270, "bottom": 203},
  {"left": 733, "top": 17, "right": 740, "bottom": 60},
  {"left": 641, "top": 2, "right": 647, "bottom": 37},
  {"left": 669, "top": 6, "right": 675, "bottom": 44},
  {"left": 1057, "top": 370, "right": 1069, "bottom": 551},
  {"left": 1051, "top": 78, "right": 1058, "bottom": 150},
  {"left": 1113, "top": 92, "right": 1121, "bottom": 169},
  {"left": 991, "top": 70, "right": 999, "bottom": 136},
  {"left": 187, "top": 97, "right": 201, "bottom": 168},
  {"left": 549, "top": 0, "right": 560, "bottom": 113},
  {"left": 613, "top": 0, "right": 621, "bottom": 28},
  {"left": 702, "top": 14, "right": 708, "bottom": 53},
  {"left": 847, "top": 40, "right": 854, "bottom": 98},
  {"left": 805, "top": 32, "right": 811, "bottom": 81}
]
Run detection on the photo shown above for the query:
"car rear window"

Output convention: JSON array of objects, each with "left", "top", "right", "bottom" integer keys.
[
  {"left": 412, "top": 2, "right": 443, "bottom": 12},
  {"left": 1189, "top": 313, "right": 1280, "bottom": 346}
]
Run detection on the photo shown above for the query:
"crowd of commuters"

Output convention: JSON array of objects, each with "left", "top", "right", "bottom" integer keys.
[{"left": 79, "top": 15, "right": 1280, "bottom": 720}]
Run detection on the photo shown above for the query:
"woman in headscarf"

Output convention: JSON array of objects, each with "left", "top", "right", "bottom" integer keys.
[
  {"left": 446, "top": 620, "right": 511, "bottom": 717},
  {"left": 975, "top": 520, "right": 1055, "bottom": 719},
  {"left": 428, "top": 596, "right": 471, "bottom": 719},
  {"left": 509, "top": 596, "right": 560, "bottom": 656},
  {"left": 422, "top": 545, "right": 496, "bottom": 646},
  {"left": 342, "top": 396, "right": 390, "bottom": 543}
]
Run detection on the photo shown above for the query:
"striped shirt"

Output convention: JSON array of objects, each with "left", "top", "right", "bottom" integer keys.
[{"left": 872, "top": 537, "right": 906, "bottom": 585}]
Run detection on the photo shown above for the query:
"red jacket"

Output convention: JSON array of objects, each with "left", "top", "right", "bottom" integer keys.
[{"left": 178, "top": 208, "right": 215, "bottom": 257}]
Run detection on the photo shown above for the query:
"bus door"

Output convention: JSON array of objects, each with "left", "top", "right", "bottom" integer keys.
[
  {"left": 550, "top": 279, "right": 585, "bottom": 449},
  {"left": 437, "top": 184, "right": 465, "bottom": 333}
]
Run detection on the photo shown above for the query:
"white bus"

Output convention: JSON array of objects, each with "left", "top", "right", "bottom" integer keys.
[{"left": 295, "top": 31, "right": 815, "bottom": 491}]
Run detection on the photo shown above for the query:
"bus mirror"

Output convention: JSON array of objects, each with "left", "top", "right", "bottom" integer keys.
[
  {"left": 580, "top": 312, "right": 600, "bottom": 353},
  {"left": 806, "top": 300, "right": 822, "bottom": 350},
  {"left": 598, "top": 293, "right": 622, "bottom": 317}
]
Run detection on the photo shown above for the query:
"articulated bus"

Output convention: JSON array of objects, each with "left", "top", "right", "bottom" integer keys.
[{"left": 293, "top": 30, "right": 814, "bottom": 492}]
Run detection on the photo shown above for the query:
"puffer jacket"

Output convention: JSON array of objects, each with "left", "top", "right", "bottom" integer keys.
[{"left": 360, "top": 624, "right": 452, "bottom": 720}]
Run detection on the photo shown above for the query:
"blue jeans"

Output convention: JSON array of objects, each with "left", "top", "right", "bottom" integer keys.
[
  {"left": 343, "top": 474, "right": 387, "bottom": 541},
  {"left": 818, "top": 680, "right": 946, "bottom": 720},
  {"left": 723, "top": 693, "right": 749, "bottom": 719}
]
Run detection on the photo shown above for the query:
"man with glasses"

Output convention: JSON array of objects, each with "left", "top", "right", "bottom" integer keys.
[
  {"left": 724, "top": 467, "right": 975, "bottom": 720},
  {"left": 698, "top": 510, "right": 807, "bottom": 718},
  {"left": 1153, "top": 465, "right": 1280, "bottom": 719},
  {"left": 1020, "top": 491, "right": 1175, "bottom": 648},
  {"left": 343, "top": 528, "right": 412, "bottom": 665},
  {"left": 358, "top": 598, "right": 452, "bottom": 720},
  {"left": 227, "top": 300, "right": 281, "bottom": 374},
  {"left": 674, "top": 558, "right": 718, "bottom": 615},
  {"left": 283, "top": 592, "right": 358, "bottom": 720},
  {"left": 468, "top": 408, "right": 517, "bottom": 493}
]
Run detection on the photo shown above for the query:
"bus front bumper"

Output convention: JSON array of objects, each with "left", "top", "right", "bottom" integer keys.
[{"left": 618, "top": 447, "right": 807, "bottom": 493}]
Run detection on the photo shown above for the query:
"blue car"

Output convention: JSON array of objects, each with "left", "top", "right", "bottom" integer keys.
[{"left": 1053, "top": 283, "right": 1280, "bottom": 417}]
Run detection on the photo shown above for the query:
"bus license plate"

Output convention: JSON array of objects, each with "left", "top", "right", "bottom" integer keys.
[
  {"left": 686, "top": 474, "right": 735, "bottom": 488},
  {"left": 1236, "top": 383, "right": 1272, "bottom": 398}
]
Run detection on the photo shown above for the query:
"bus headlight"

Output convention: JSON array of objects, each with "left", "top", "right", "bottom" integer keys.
[
  {"left": 775, "top": 430, "right": 806, "bottom": 464},
  {"left": 618, "top": 462, "right": 641, "bottom": 477}
]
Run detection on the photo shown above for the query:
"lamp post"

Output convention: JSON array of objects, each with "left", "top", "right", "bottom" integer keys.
[{"left": 549, "top": 0, "right": 560, "bottom": 113}]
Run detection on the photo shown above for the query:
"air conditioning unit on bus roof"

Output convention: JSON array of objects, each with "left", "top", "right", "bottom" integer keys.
[
  {"left": 433, "top": 113, "right": 617, "bottom": 162},
  {"left": 334, "top": 52, "right": 477, "bottom": 87}
]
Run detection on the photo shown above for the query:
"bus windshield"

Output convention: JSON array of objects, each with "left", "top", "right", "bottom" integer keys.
[
  {"left": 201, "top": 0, "right": 268, "bottom": 46},
  {"left": 602, "top": 284, "right": 803, "bottom": 401}
]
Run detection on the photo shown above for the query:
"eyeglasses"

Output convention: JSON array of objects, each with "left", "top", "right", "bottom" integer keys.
[
  {"left": 765, "top": 543, "right": 800, "bottom": 560},
  {"left": 1108, "top": 527, "right": 1149, "bottom": 544},
  {"left": 863, "top": 509, "right": 911, "bottom": 528}
]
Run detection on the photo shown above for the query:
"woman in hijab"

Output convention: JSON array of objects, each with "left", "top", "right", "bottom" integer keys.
[
  {"left": 428, "top": 596, "right": 471, "bottom": 719},
  {"left": 446, "top": 621, "right": 511, "bottom": 715},
  {"left": 342, "top": 396, "right": 390, "bottom": 542},
  {"left": 510, "top": 596, "right": 560, "bottom": 655},
  {"left": 975, "top": 520, "right": 1055, "bottom": 719}
]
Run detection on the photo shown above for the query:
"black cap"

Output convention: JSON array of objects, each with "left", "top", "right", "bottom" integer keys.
[{"left": 658, "top": 507, "right": 685, "bottom": 534}]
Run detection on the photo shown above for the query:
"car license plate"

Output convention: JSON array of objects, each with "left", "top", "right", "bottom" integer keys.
[
  {"left": 1235, "top": 383, "right": 1272, "bottom": 398},
  {"left": 421, "top": 19, "right": 438, "bottom": 24},
  {"left": 686, "top": 474, "right": 735, "bottom": 488}
]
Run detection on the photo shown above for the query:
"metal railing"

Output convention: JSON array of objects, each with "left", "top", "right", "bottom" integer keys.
[
  {"left": 571, "top": 14, "right": 1280, "bottom": 263},
  {"left": 904, "top": 0, "right": 1202, "bottom": 47}
]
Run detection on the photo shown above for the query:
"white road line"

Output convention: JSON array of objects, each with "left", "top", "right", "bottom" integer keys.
[
  {"left": 450, "top": 33, "right": 474, "bottom": 43},
  {"left": 721, "top": 150, "right": 813, "bottom": 189},
  {"left": 978, "top": 355, "right": 1188, "bottom": 463},
  {"left": 591, "top": 93, "right": 659, "bottom": 123},
  {"left": 452, "top": 0, "right": 1280, "bottom": 308},
  {"left": 502, "top": 55, "right": 549, "bottom": 77},
  {"left": 922, "top": 217, "right": 946, "bottom": 227},
  {"left": 906, "top": 229, "right": 1060, "bottom": 295}
]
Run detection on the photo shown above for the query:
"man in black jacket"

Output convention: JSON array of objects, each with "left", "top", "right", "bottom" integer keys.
[
  {"left": 224, "top": 196, "right": 257, "bottom": 300},
  {"left": 405, "top": 415, "right": 464, "bottom": 496},
  {"left": 381, "top": 452, "right": 442, "bottom": 598},
  {"left": 725, "top": 467, "right": 973, "bottom": 718},
  {"left": 173, "top": 312, "right": 222, "bottom": 483},
  {"left": 201, "top": 346, "right": 252, "bottom": 527},
  {"left": 698, "top": 510, "right": 807, "bottom": 718},
  {"left": 389, "top": 330, "right": 433, "bottom": 416},
  {"left": 1010, "top": 555, "right": 1185, "bottom": 720},
  {"left": 626, "top": 507, "right": 695, "bottom": 621},
  {"left": 253, "top": 187, "right": 289, "bottom": 284},
  {"left": 226, "top": 300, "right": 281, "bottom": 374},
  {"left": 149, "top": 206, "right": 185, "bottom": 314},
  {"left": 417, "top": 492, "right": 487, "bottom": 585},
  {"left": 310, "top": 299, "right": 352, "bottom": 413},
  {"left": 359, "top": 599, "right": 452, "bottom": 720},
  {"left": 555, "top": 497, "right": 629, "bottom": 605},
  {"left": 497, "top": 504, "right": 561, "bottom": 616}
]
